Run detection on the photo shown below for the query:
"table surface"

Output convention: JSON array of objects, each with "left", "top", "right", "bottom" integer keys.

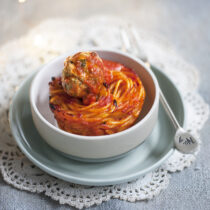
[{"left": 0, "top": 0, "right": 210, "bottom": 209}]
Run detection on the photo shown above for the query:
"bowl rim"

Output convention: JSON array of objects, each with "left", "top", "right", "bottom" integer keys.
[{"left": 30, "top": 48, "right": 160, "bottom": 140}]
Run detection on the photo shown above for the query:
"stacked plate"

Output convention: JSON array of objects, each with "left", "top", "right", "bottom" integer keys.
[{"left": 9, "top": 50, "right": 185, "bottom": 186}]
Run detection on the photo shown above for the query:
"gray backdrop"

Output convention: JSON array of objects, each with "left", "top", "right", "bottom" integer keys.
[{"left": 0, "top": 0, "right": 209, "bottom": 209}]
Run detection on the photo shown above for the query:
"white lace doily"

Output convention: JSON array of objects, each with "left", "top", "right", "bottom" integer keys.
[{"left": 0, "top": 16, "right": 209, "bottom": 209}]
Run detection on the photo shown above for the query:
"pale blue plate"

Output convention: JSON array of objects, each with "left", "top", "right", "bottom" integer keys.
[{"left": 9, "top": 66, "right": 185, "bottom": 186}]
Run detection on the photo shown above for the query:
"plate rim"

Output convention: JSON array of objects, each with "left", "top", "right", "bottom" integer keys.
[{"left": 9, "top": 67, "right": 186, "bottom": 186}]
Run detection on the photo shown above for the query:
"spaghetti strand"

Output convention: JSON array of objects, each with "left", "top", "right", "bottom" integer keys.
[{"left": 49, "top": 59, "right": 145, "bottom": 136}]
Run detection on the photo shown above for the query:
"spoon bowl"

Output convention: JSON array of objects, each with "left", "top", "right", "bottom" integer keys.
[{"left": 175, "top": 128, "right": 198, "bottom": 154}]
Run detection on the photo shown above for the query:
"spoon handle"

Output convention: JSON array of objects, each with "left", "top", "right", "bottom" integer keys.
[{"left": 159, "top": 89, "right": 180, "bottom": 130}]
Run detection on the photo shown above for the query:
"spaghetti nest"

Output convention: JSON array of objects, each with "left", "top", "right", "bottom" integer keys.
[{"left": 49, "top": 60, "right": 145, "bottom": 136}]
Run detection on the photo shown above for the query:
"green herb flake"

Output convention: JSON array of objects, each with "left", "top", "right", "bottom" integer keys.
[{"left": 80, "top": 59, "right": 86, "bottom": 67}]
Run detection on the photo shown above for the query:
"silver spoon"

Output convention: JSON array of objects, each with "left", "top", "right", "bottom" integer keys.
[{"left": 121, "top": 25, "right": 198, "bottom": 154}]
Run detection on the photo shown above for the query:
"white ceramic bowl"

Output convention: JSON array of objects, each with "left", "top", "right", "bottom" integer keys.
[{"left": 30, "top": 49, "right": 159, "bottom": 161}]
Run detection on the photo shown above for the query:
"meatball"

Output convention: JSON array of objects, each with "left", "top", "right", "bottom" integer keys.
[{"left": 61, "top": 52, "right": 105, "bottom": 101}]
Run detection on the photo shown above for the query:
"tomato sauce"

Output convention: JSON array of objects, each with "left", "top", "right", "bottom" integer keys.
[{"left": 49, "top": 56, "right": 145, "bottom": 136}]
